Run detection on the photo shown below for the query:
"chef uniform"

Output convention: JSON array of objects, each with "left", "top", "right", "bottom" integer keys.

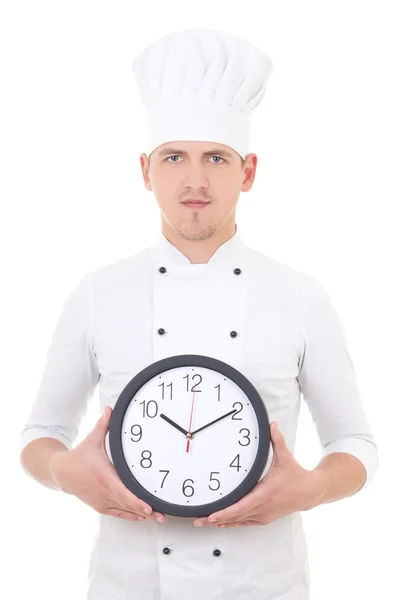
[{"left": 19, "top": 29, "right": 378, "bottom": 600}]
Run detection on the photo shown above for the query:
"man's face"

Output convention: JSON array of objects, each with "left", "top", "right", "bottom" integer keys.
[{"left": 140, "top": 140, "right": 257, "bottom": 241}]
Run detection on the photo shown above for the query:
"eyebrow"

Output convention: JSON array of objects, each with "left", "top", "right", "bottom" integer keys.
[{"left": 157, "top": 148, "right": 234, "bottom": 159}]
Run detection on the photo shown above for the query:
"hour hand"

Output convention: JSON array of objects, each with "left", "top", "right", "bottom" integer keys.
[{"left": 160, "top": 413, "right": 188, "bottom": 437}]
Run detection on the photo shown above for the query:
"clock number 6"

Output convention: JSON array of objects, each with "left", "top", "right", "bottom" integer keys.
[{"left": 182, "top": 478, "right": 195, "bottom": 497}]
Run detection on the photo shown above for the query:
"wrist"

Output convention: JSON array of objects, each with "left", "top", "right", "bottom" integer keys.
[
  {"left": 304, "top": 469, "right": 327, "bottom": 510},
  {"left": 49, "top": 450, "right": 71, "bottom": 494}
]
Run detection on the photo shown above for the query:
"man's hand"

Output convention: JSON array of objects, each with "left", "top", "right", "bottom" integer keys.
[
  {"left": 193, "top": 421, "right": 324, "bottom": 528},
  {"left": 50, "top": 405, "right": 167, "bottom": 524}
]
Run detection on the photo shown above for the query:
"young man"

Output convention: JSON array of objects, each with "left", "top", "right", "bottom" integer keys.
[{"left": 19, "top": 29, "right": 378, "bottom": 600}]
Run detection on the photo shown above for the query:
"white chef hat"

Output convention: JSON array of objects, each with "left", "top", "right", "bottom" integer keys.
[{"left": 131, "top": 28, "right": 274, "bottom": 160}]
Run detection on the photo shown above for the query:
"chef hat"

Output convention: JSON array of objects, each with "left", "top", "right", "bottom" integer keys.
[{"left": 131, "top": 28, "right": 274, "bottom": 160}]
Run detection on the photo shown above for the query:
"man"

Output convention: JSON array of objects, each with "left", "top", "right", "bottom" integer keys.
[{"left": 19, "top": 28, "right": 378, "bottom": 600}]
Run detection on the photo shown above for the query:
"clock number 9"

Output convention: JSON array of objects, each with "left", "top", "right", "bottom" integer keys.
[{"left": 130, "top": 424, "right": 142, "bottom": 442}]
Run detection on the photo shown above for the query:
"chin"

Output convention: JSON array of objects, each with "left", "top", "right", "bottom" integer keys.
[{"left": 179, "top": 226, "right": 216, "bottom": 242}]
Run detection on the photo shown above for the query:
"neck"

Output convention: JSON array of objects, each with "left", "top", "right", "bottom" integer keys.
[{"left": 160, "top": 218, "right": 237, "bottom": 264}]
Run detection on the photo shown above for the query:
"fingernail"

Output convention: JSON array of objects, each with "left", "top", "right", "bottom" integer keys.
[
  {"left": 138, "top": 516, "right": 146, "bottom": 521},
  {"left": 143, "top": 507, "right": 152, "bottom": 515},
  {"left": 194, "top": 521, "right": 203, "bottom": 527},
  {"left": 156, "top": 516, "right": 164, "bottom": 523},
  {"left": 209, "top": 517, "right": 217, "bottom": 522}
]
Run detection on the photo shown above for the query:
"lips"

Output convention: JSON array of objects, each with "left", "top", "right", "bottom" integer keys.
[
  {"left": 183, "top": 200, "right": 208, "bottom": 204},
  {"left": 182, "top": 200, "right": 209, "bottom": 209}
]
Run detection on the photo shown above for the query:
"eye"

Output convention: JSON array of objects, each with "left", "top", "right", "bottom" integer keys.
[{"left": 166, "top": 155, "right": 225, "bottom": 163}]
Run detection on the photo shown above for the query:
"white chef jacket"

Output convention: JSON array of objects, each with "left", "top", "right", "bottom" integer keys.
[{"left": 19, "top": 224, "right": 378, "bottom": 600}]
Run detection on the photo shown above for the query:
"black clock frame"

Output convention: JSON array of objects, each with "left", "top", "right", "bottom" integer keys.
[{"left": 109, "top": 354, "right": 270, "bottom": 518}]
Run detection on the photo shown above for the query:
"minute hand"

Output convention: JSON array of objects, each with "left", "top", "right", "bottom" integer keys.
[{"left": 190, "top": 409, "right": 238, "bottom": 436}]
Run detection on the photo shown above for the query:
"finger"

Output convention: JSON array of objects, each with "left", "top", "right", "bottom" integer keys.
[
  {"left": 219, "top": 520, "right": 261, "bottom": 528},
  {"left": 107, "top": 496, "right": 166, "bottom": 523},
  {"left": 195, "top": 508, "right": 258, "bottom": 527},
  {"left": 106, "top": 508, "right": 146, "bottom": 522},
  {"left": 89, "top": 405, "right": 113, "bottom": 445},
  {"left": 216, "top": 509, "right": 259, "bottom": 524},
  {"left": 207, "top": 496, "right": 256, "bottom": 524},
  {"left": 119, "top": 488, "right": 166, "bottom": 522},
  {"left": 103, "top": 465, "right": 166, "bottom": 522}
]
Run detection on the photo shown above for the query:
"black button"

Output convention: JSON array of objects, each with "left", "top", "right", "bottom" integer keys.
[
  {"left": 234, "top": 268, "right": 241, "bottom": 275},
  {"left": 230, "top": 330, "right": 238, "bottom": 338},
  {"left": 213, "top": 549, "right": 222, "bottom": 557},
  {"left": 163, "top": 547, "right": 171, "bottom": 555},
  {"left": 158, "top": 328, "right": 166, "bottom": 335},
  {"left": 159, "top": 266, "right": 167, "bottom": 274}
]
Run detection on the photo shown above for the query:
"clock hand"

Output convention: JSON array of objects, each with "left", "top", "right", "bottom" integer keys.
[
  {"left": 159, "top": 414, "right": 188, "bottom": 437},
  {"left": 186, "top": 383, "right": 199, "bottom": 453},
  {"left": 190, "top": 408, "right": 238, "bottom": 436}
]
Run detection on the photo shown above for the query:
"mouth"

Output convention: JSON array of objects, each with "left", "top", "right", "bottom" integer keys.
[{"left": 182, "top": 200, "right": 210, "bottom": 209}]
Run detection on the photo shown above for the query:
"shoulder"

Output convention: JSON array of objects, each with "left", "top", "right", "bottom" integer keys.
[
  {"left": 242, "top": 245, "right": 323, "bottom": 301},
  {"left": 86, "top": 247, "right": 152, "bottom": 294}
]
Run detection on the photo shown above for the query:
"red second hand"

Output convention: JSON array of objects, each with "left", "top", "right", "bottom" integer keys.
[{"left": 186, "top": 384, "right": 198, "bottom": 453}]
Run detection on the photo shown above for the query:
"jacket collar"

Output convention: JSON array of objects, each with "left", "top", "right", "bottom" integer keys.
[{"left": 151, "top": 224, "right": 246, "bottom": 267}]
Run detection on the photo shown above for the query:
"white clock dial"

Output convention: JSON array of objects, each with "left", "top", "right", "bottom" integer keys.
[{"left": 120, "top": 365, "right": 260, "bottom": 507}]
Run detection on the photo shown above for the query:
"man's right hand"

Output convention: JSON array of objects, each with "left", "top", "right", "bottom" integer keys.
[{"left": 49, "top": 405, "right": 167, "bottom": 524}]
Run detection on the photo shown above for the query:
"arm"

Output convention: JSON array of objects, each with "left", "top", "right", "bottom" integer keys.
[
  {"left": 20, "top": 437, "right": 70, "bottom": 492},
  {"left": 311, "top": 451, "right": 367, "bottom": 506},
  {"left": 297, "top": 276, "right": 378, "bottom": 498},
  {"left": 19, "top": 271, "right": 100, "bottom": 485}
]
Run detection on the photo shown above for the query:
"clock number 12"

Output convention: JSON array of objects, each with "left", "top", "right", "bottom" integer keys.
[{"left": 183, "top": 373, "right": 203, "bottom": 392}]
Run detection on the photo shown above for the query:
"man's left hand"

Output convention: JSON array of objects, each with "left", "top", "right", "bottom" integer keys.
[{"left": 193, "top": 421, "right": 325, "bottom": 528}]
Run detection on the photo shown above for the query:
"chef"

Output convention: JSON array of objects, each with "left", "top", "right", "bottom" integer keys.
[{"left": 19, "top": 28, "right": 378, "bottom": 600}]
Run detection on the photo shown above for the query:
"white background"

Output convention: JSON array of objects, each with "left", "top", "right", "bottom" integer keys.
[{"left": 1, "top": 1, "right": 398, "bottom": 598}]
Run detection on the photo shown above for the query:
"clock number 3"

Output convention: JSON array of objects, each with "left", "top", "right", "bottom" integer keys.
[{"left": 238, "top": 428, "right": 251, "bottom": 446}]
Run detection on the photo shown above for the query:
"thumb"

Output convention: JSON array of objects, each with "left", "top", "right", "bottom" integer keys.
[
  {"left": 270, "top": 421, "right": 291, "bottom": 463},
  {"left": 90, "top": 405, "right": 113, "bottom": 442}
]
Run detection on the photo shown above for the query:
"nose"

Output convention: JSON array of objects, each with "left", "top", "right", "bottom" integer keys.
[{"left": 182, "top": 162, "right": 209, "bottom": 189}]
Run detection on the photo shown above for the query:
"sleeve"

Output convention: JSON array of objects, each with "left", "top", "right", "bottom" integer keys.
[
  {"left": 297, "top": 276, "right": 378, "bottom": 491},
  {"left": 19, "top": 270, "right": 100, "bottom": 476}
]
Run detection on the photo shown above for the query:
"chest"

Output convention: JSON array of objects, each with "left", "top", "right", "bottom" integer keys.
[{"left": 93, "top": 261, "right": 304, "bottom": 413}]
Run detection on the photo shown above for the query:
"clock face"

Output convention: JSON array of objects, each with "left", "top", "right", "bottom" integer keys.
[{"left": 109, "top": 355, "right": 270, "bottom": 517}]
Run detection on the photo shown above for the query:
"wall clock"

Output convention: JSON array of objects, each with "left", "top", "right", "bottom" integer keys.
[{"left": 109, "top": 354, "right": 270, "bottom": 517}]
